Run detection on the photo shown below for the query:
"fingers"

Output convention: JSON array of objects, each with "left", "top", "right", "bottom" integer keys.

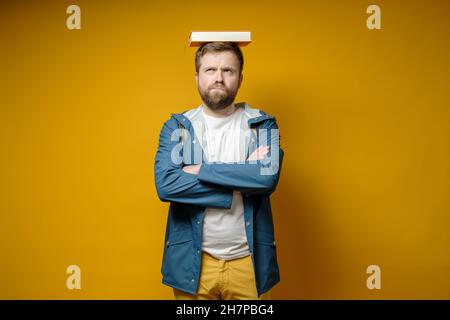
[
  {"left": 248, "top": 145, "right": 270, "bottom": 161},
  {"left": 182, "top": 164, "right": 200, "bottom": 175}
]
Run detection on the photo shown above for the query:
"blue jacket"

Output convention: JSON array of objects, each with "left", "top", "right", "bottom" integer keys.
[{"left": 154, "top": 103, "right": 284, "bottom": 297}]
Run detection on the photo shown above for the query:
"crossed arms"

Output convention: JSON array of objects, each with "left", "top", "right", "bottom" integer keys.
[{"left": 154, "top": 118, "right": 284, "bottom": 208}]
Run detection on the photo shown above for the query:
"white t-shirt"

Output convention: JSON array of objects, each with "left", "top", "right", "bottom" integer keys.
[{"left": 200, "top": 105, "right": 251, "bottom": 260}]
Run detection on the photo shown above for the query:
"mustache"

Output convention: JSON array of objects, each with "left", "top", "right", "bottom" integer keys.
[{"left": 209, "top": 84, "right": 227, "bottom": 90}]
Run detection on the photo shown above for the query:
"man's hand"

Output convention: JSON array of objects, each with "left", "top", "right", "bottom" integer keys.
[
  {"left": 247, "top": 145, "right": 269, "bottom": 161},
  {"left": 182, "top": 164, "right": 201, "bottom": 175}
]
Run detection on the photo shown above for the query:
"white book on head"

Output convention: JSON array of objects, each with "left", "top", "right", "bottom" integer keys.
[{"left": 189, "top": 31, "right": 251, "bottom": 47}]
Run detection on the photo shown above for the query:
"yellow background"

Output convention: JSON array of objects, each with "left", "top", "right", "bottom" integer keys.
[{"left": 1, "top": 0, "right": 449, "bottom": 299}]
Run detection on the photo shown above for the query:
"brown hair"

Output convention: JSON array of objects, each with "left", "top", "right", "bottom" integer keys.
[{"left": 195, "top": 42, "right": 244, "bottom": 74}]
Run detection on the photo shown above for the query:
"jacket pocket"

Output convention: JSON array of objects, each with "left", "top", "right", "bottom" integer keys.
[
  {"left": 254, "top": 231, "right": 276, "bottom": 247},
  {"left": 166, "top": 238, "right": 192, "bottom": 247},
  {"left": 253, "top": 231, "right": 279, "bottom": 291},
  {"left": 162, "top": 230, "right": 194, "bottom": 287}
]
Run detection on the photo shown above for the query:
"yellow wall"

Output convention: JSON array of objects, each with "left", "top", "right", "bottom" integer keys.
[{"left": 1, "top": 0, "right": 449, "bottom": 299}]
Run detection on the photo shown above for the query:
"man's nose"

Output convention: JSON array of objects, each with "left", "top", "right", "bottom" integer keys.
[{"left": 214, "top": 70, "right": 224, "bottom": 82}]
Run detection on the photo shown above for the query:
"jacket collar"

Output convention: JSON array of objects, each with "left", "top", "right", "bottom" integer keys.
[{"left": 171, "top": 102, "right": 274, "bottom": 128}]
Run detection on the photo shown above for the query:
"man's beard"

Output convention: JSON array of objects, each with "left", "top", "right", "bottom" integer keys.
[{"left": 199, "top": 85, "right": 237, "bottom": 111}]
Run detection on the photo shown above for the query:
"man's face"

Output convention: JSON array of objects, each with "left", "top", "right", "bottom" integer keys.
[{"left": 195, "top": 51, "right": 243, "bottom": 111}]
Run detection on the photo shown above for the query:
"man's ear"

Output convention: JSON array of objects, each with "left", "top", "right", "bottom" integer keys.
[
  {"left": 238, "top": 73, "right": 243, "bottom": 88},
  {"left": 195, "top": 72, "right": 198, "bottom": 82}
]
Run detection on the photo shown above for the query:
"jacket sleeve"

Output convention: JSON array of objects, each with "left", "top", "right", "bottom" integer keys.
[
  {"left": 197, "top": 119, "right": 284, "bottom": 196},
  {"left": 154, "top": 118, "right": 233, "bottom": 208}
]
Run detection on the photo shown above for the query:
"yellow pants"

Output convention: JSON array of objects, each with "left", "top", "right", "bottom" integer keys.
[{"left": 173, "top": 251, "right": 271, "bottom": 300}]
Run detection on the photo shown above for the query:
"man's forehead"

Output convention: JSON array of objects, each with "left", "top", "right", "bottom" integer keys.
[{"left": 200, "top": 51, "right": 240, "bottom": 66}]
